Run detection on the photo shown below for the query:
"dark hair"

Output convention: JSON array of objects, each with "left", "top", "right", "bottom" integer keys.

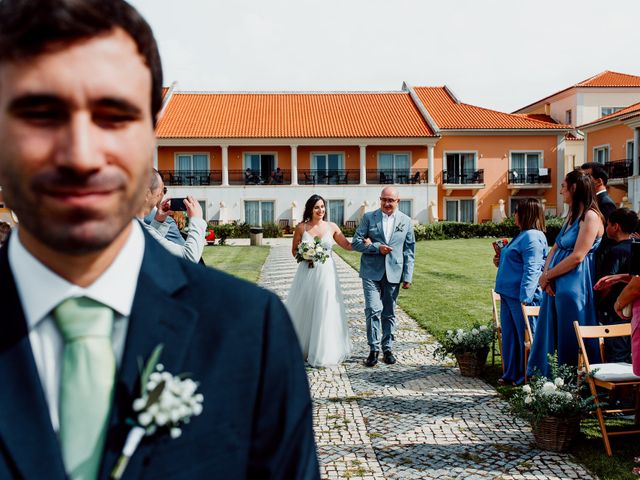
[
  {"left": 565, "top": 170, "right": 603, "bottom": 224},
  {"left": 516, "top": 198, "right": 545, "bottom": 232},
  {"left": 608, "top": 208, "right": 639, "bottom": 234},
  {"left": 0, "top": 0, "right": 163, "bottom": 125},
  {"left": 581, "top": 162, "right": 609, "bottom": 186},
  {"left": 302, "top": 195, "right": 326, "bottom": 223}
]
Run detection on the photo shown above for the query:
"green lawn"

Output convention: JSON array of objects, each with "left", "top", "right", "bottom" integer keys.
[
  {"left": 337, "top": 239, "right": 637, "bottom": 480},
  {"left": 202, "top": 245, "right": 270, "bottom": 283}
]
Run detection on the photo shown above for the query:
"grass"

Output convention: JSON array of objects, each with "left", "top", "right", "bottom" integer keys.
[
  {"left": 202, "top": 245, "right": 270, "bottom": 282},
  {"left": 336, "top": 239, "right": 638, "bottom": 480}
]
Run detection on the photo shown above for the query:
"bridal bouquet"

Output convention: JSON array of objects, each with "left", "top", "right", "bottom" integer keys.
[{"left": 296, "top": 236, "right": 330, "bottom": 268}]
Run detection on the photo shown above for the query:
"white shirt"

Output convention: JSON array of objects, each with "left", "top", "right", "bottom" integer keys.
[
  {"left": 8, "top": 221, "right": 145, "bottom": 431},
  {"left": 382, "top": 211, "right": 396, "bottom": 244}
]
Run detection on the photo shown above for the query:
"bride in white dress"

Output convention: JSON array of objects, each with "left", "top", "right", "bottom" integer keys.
[{"left": 286, "top": 194, "right": 355, "bottom": 367}]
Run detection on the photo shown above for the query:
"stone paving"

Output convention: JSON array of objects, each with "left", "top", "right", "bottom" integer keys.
[{"left": 258, "top": 245, "right": 597, "bottom": 480}]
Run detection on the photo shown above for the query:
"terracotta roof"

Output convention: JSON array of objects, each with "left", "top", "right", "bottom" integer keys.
[
  {"left": 156, "top": 92, "right": 436, "bottom": 138},
  {"left": 162, "top": 87, "right": 169, "bottom": 99},
  {"left": 517, "top": 113, "right": 560, "bottom": 124},
  {"left": 514, "top": 70, "right": 640, "bottom": 113},
  {"left": 413, "top": 87, "right": 569, "bottom": 130},
  {"left": 564, "top": 132, "right": 583, "bottom": 141},
  {"left": 579, "top": 101, "right": 640, "bottom": 129},
  {"left": 576, "top": 70, "right": 640, "bottom": 88}
]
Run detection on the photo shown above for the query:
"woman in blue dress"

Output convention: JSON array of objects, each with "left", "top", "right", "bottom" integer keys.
[
  {"left": 494, "top": 199, "right": 548, "bottom": 385},
  {"left": 527, "top": 170, "right": 604, "bottom": 378}
]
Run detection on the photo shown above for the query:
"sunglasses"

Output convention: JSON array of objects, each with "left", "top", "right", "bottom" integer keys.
[
  {"left": 163, "top": 187, "right": 168, "bottom": 194},
  {"left": 380, "top": 197, "right": 398, "bottom": 203}
]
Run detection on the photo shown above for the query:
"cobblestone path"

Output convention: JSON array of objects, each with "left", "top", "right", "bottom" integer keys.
[{"left": 259, "top": 245, "right": 596, "bottom": 480}]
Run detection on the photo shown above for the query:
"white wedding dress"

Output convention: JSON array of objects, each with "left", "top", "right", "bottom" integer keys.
[{"left": 286, "top": 229, "right": 352, "bottom": 367}]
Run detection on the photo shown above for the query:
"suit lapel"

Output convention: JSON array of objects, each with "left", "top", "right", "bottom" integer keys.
[
  {"left": 98, "top": 237, "right": 199, "bottom": 480},
  {"left": 0, "top": 245, "right": 67, "bottom": 479}
]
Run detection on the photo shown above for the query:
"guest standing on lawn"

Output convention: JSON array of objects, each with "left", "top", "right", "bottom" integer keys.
[
  {"left": 527, "top": 170, "right": 604, "bottom": 378},
  {"left": 494, "top": 199, "right": 548, "bottom": 385}
]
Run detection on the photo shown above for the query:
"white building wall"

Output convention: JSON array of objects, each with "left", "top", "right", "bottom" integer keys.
[
  {"left": 579, "top": 90, "right": 640, "bottom": 124},
  {"left": 549, "top": 93, "right": 576, "bottom": 125},
  {"left": 165, "top": 184, "right": 438, "bottom": 225}
]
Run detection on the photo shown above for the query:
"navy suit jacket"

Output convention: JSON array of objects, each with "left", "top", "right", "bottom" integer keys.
[{"left": 0, "top": 232, "right": 319, "bottom": 479}]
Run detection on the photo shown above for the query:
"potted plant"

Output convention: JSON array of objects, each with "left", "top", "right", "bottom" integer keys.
[
  {"left": 507, "top": 356, "right": 593, "bottom": 452},
  {"left": 434, "top": 323, "right": 494, "bottom": 377}
]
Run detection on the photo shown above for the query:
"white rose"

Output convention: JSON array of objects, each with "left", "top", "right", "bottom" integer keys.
[
  {"left": 471, "top": 328, "right": 479, "bottom": 335},
  {"left": 302, "top": 250, "right": 313, "bottom": 260},
  {"left": 522, "top": 385, "right": 532, "bottom": 394},
  {"left": 542, "top": 382, "right": 556, "bottom": 393},
  {"left": 456, "top": 329, "right": 464, "bottom": 335},
  {"left": 524, "top": 396, "right": 533, "bottom": 404},
  {"left": 554, "top": 377, "right": 564, "bottom": 387},
  {"left": 447, "top": 330, "right": 453, "bottom": 335},
  {"left": 479, "top": 325, "right": 488, "bottom": 331}
]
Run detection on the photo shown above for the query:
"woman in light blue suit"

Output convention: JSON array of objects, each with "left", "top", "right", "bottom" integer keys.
[{"left": 494, "top": 199, "right": 548, "bottom": 385}]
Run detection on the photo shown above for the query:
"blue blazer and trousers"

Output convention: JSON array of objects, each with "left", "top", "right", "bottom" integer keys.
[
  {"left": 0, "top": 232, "right": 319, "bottom": 479},
  {"left": 495, "top": 229, "right": 547, "bottom": 384}
]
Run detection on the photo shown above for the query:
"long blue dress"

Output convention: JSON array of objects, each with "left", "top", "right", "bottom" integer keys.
[{"left": 526, "top": 220, "right": 601, "bottom": 378}]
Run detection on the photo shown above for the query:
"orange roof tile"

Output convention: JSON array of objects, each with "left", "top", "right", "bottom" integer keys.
[
  {"left": 564, "top": 132, "right": 583, "bottom": 141},
  {"left": 161, "top": 87, "right": 169, "bottom": 99},
  {"left": 413, "top": 87, "right": 569, "bottom": 130},
  {"left": 514, "top": 71, "right": 640, "bottom": 113},
  {"left": 576, "top": 70, "right": 640, "bottom": 88},
  {"left": 579, "top": 101, "right": 640, "bottom": 129},
  {"left": 156, "top": 92, "right": 436, "bottom": 138}
]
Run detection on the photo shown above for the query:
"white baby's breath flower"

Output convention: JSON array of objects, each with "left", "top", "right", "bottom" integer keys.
[
  {"left": 471, "top": 328, "right": 479, "bottom": 335},
  {"left": 170, "top": 427, "right": 182, "bottom": 439},
  {"left": 133, "top": 398, "right": 147, "bottom": 412},
  {"left": 192, "top": 403, "right": 203, "bottom": 416},
  {"left": 155, "top": 411, "right": 169, "bottom": 426},
  {"left": 149, "top": 372, "right": 162, "bottom": 382},
  {"left": 138, "top": 412, "right": 153, "bottom": 427},
  {"left": 155, "top": 363, "right": 164, "bottom": 372},
  {"left": 479, "top": 325, "right": 488, "bottom": 331}
]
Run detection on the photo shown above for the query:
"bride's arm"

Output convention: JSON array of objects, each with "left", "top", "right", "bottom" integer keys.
[
  {"left": 291, "top": 223, "right": 304, "bottom": 257},
  {"left": 332, "top": 222, "right": 352, "bottom": 251}
]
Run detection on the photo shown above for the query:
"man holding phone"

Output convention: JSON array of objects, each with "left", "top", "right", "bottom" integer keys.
[{"left": 140, "top": 169, "right": 206, "bottom": 263}]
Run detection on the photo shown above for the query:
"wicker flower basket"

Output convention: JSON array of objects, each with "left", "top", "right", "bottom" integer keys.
[
  {"left": 454, "top": 349, "right": 489, "bottom": 377},
  {"left": 531, "top": 415, "right": 580, "bottom": 452}
]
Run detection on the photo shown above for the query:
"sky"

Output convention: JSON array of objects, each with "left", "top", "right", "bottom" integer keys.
[{"left": 129, "top": 0, "right": 640, "bottom": 113}]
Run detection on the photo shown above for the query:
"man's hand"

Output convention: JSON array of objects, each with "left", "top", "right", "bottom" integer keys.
[
  {"left": 185, "top": 195, "right": 203, "bottom": 219},
  {"left": 379, "top": 244, "right": 393, "bottom": 255},
  {"left": 154, "top": 198, "right": 172, "bottom": 223},
  {"left": 402, "top": 282, "right": 411, "bottom": 289},
  {"left": 363, "top": 238, "right": 372, "bottom": 247}
]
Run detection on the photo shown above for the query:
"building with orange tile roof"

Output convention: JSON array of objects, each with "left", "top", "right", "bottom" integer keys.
[{"left": 155, "top": 82, "right": 568, "bottom": 226}]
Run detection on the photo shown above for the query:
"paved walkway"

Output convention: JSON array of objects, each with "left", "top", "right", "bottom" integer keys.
[{"left": 258, "top": 245, "right": 596, "bottom": 480}]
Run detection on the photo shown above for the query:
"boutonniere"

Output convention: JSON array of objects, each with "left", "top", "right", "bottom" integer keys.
[
  {"left": 111, "top": 345, "right": 204, "bottom": 480},
  {"left": 395, "top": 223, "right": 405, "bottom": 233}
]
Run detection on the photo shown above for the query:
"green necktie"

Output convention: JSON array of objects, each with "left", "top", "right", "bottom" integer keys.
[{"left": 54, "top": 297, "right": 116, "bottom": 480}]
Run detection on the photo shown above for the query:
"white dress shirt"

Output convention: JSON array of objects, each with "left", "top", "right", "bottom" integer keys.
[
  {"left": 8, "top": 221, "right": 145, "bottom": 431},
  {"left": 382, "top": 211, "right": 396, "bottom": 244}
]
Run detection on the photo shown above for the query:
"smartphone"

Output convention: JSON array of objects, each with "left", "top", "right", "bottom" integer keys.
[
  {"left": 169, "top": 198, "right": 187, "bottom": 211},
  {"left": 492, "top": 238, "right": 509, "bottom": 255},
  {"left": 630, "top": 238, "right": 640, "bottom": 276}
]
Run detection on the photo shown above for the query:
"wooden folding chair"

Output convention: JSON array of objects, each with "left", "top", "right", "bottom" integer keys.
[
  {"left": 490, "top": 289, "right": 503, "bottom": 371},
  {"left": 520, "top": 305, "right": 539, "bottom": 384},
  {"left": 573, "top": 321, "right": 640, "bottom": 456}
]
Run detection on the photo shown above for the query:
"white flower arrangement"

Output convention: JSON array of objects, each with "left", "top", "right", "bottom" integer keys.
[
  {"left": 434, "top": 323, "right": 494, "bottom": 359},
  {"left": 295, "top": 235, "right": 330, "bottom": 268},
  {"left": 111, "top": 345, "right": 204, "bottom": 480}
]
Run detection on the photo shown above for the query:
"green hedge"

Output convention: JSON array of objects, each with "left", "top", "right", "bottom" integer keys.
[
  {"left": 340, "top": 216, "right": 564, "bottom": 245},
  {"left": 207, "top": 221, "right": 283, "bottom": 243}
]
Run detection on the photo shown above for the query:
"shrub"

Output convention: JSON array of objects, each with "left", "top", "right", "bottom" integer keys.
[
  {"left": 433, "top": 323, "right": 494, "bottom": 359},
  {"left": 340, "top": 226, "right": 357, "bottom": 237},
  {"left": 261, "top": 222, "right": 283, "bottom": 238}
]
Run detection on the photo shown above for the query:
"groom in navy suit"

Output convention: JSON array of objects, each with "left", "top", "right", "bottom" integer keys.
[
  {"left": 0, "top": 1, "right": 318, "bottom": 479},
  {"left": 352, "top": 187, "right": 415, "bottom": 367}
]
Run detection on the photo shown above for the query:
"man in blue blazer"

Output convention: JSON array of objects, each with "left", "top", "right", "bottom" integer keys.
[
  {"left": 352, "top": 187, "right": 415, "bottom": 366},
  {"left": 0, "top": 1, "right": 318, "bottom": 479}
]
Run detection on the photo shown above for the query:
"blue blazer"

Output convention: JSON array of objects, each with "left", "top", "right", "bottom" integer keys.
[
  {"left": 495, "top": 229, "right": 548, "bottom": 304},
  {"left": 0, "top": 232, "right": 319, "bottom": 479},
  {"left": 351, "top": 209, "right": 415, "bottom": 284}
]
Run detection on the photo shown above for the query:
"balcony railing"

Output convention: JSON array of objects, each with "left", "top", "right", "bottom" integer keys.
[
  {"left": 604, "top": 159, "right": 633, "bottom": 180},
  {"left": 508, "top": 168, "right": 552, "bottom": 185},
  {"left": 442, "top": 169, "right": 484, "bottom": 184},
  {"left": 158, "top": 170, "right": 222, "bottom": 186},
  {"left": 158, "top": 168, "right": 428, "bottom": 186}
]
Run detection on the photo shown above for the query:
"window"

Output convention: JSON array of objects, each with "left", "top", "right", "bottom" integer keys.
[
  {"left": 511, "top": 152, "right": 541, "bottom": 182},
  {"left": 244, "top": 201, "right": 274, "bottom": 226},
  {"left": 593, "top": 146, "right": 609, "bottom": 164},
  {"left": 378, "top": 153, "right": 410, "bottom": 175},
  {"left": 445, "top": 153, "right": 475, "bottom": 183},
  {"left": 176, "top": 153, "right": 209, "bottom": 172},
  {"left": 600, "top": 107, "right": 623, "bottom": 117},
  {"left": 398, "top": 200, "right": 412, "bottom": 218},
  {"left": 627, "top": 140, "right": 634, "bottom": 161},
  {"left": 445, "top": 199, "right": 474, "bottom": 223},
  {"left": 244, "top": 153, "right": 276, "bottom": 182},
  {"left": 565, "top": 110, "right": 572, "bottom": 125},
  {"left": 326, "top": 200, "right": 344, "bottom": 226},
  {"left": 312, "top": 153, "right": 344, "bottom": 174}
]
